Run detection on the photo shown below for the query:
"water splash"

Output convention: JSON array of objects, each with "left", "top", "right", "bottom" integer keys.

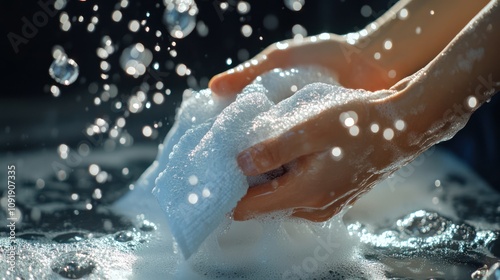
[{"left": 163, "top": 0, "right": 198, "bottom": 39}]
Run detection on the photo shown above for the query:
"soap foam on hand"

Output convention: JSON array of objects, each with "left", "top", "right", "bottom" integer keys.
[
  {"left": 116, "top": 67, "right": 499, "bottom": 280},
  {"left": 148, "top": 66, "right": 342, "bottom": 259}
]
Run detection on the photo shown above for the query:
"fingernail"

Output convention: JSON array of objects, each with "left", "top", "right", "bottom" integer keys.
[{"left": 237, "top": 150, "right": 257, "bottom": 175}]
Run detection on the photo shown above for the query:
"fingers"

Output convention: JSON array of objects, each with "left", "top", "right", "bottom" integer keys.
[
  {"left": 209, "top": 44, "right": 293, "bottom": 96},
  {"left": 233, "top": 171, "right": 299, "bottom": 221},
  {"left": 237, "top": 114, "right": 336, "bottom": 176},
  {"left": 291, "top": 192, "right": 361, "bottom": 222}
]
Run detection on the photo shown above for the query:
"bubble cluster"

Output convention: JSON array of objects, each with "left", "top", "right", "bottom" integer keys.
[
  {"left": 51, "top": 252, "right": 96, "bottom": 279},
  {"left": 163, "top": 0, "right": 199, "bottom": 39},
  {"left": 119, "top": 43, "right": 153, "bottom": 78}
]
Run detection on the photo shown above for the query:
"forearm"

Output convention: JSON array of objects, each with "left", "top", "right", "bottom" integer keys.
[
  {"left": 358, "top": 0, "right": 490, "bottom": 81},
  {"left": 392, "top": 0, "right": 500, "bottom": 150}
]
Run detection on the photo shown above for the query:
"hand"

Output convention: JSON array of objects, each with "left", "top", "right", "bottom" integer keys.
[
  {"left": 209, "top": 34, "right": 393, "bottom": 96},
  {"left": 232, "top": 89, "right": 420, "bottom": 222}
]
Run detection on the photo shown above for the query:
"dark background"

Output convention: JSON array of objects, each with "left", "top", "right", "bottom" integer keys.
[{"left": 0, "top": 0, "right": 498, "bottom": 188}]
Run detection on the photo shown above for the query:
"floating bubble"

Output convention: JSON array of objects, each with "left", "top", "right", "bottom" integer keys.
[
  {"left": 284, "top": 0, "right": 304, "bottom": 11},
  {"left": 49, "top": 53, "right": 79, "bottom": 86},
  {"left": 119, "top": 43, "right": 153, "bottom": 78},
  {"left": 163, "top": 0, "right": 198, "bottom": 39}
]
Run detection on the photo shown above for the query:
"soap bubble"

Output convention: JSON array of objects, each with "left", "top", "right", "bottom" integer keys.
[
  {"left": 284, "top": 0, "right": 304, "bottom": 11},
  {"left": 163, "top": 0, "right": 198, "bottom": 39},
  {"left": 115, "top": 231, "right": 134, "bottom": 242},
  {"left": 49, "top": 52, "right": 79, "bottom": 86},
  {"left": 119, "top": 43, "right": 153, "bottom": 78},
  {"left": 51, "top": 251, "right": 96, "bottom": 279}
]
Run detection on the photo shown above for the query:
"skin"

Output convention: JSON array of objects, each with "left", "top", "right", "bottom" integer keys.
[{"left": 209, "top": 0, "right": 500, "bottom": 221}]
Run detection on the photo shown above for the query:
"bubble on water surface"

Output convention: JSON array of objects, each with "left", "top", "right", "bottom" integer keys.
[
  {"left": 49, "top": 53, "right": 80, "bottom": 86},
  {"left": 163, "top": 0, "right": 198, "bottom": 39},
  {"left": 115, "top": 231, "right": 134, "bottom": 242},
  {"left": 51, "top": 251, "right": 96, "bottom": 279}
]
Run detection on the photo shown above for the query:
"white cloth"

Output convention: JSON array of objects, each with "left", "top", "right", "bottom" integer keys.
[{"left": 138, "top": 67, "right": 340, "bottom": 258}]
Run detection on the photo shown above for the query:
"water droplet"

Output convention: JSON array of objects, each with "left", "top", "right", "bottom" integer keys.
[
  {"left": 331, "top": 147, "right": 343, "bottom": 160},
  {"left": 188, "top": 175, "right": 198, "bottom": 185},
  {"left": 360, "top": 5, "right": 372, "bottom": 17},
  {"left": 49, "top": 54, "right": 79, "bottom": 86},
  {"left": 237, "top": 1, "right": 251, "bottom": 14},
  {"left": 188, "top": 192, "right": 199, "bottom": 204},
  {"left": 284, "top": 0, "right": 304, "bottom": 11},
  {"left": 51, "top": 251, "right": 96, "bottom": 279},
  {"left": 383, "top": 128, "right": 394, "bottom": 140},
  {"left": 383, "top": 40, "right": 393, "bottom": 50},
  {"left": 398, "top": 8, "right": 409, "bottom": 20},
  {"left": 114, "top": 231, "right": 134, "bottom": 242},
  {"left": 163, "top": 0, "right": 198, "bottom": 39},
  {"left": 467, "top": 96, "right": 478, "bottom": 109},
  {"left": 140, "top": 220, "right": 157, "bottom": 231},
  {"left": 394, "top": 119, "right": 406, "bottom": 131},
  {"left": 119, "top": 43, "right": 153, "bottom": 78}
]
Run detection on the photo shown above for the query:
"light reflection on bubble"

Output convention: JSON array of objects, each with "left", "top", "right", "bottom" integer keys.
[{"left": 383, "top": 128, "right": 395, "bottom": 140}]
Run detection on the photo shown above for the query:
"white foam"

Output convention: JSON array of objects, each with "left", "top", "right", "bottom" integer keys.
[
  {"left": 125, "top": 66, "right": 499, "bottom": 279},
  {"left": 139, "top": 66, "right": 343, "bottom": 258}
]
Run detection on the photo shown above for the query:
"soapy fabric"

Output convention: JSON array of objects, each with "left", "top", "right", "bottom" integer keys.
[{"left": 144, "top": 67, "right": 344, "bottom": 258}]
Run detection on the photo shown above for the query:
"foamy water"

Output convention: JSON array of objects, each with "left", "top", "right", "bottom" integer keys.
[
  {"left": 2, "top": 67, "right": 499, "bottom": 279},
  {"left": 1, "top": 145, "right": 499, "bottom": 279}
]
